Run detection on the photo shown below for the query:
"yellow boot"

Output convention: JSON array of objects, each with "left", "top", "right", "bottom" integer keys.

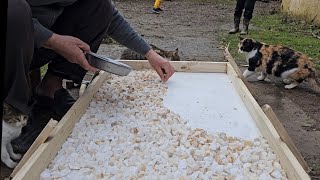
[{"left": 153, "top": 0, "right": 162, "bottom": 14}]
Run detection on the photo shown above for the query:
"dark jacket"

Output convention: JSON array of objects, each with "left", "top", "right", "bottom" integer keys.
[{"left": 27, "top": 0, "right": 151, "bottom": 55}]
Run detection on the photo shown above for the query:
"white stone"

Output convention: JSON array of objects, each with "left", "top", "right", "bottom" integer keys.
[{"left": 40, "top": 70, "right": 288, "bottom": 179}]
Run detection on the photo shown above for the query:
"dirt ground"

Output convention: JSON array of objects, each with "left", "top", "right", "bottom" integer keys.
[{"left": 1, "top": 0, "right": 319, "bottom": 179}]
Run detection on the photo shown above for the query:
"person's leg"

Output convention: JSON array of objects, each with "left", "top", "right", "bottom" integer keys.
[
  {"left": 240, "top": 0, "right": 257, "bottom": 35},
  {"left": 5, "top": 0, "right": 34, "bottom": 114},
  {"left": 37, "top": 0, "right": 112, "bottom": 90},
  {"left": 153, "top": 0, "right": 162, "bottom": 14},
  {"left": 31, "top": 0, "right": 112, "bottom": 110},
  {"left": 29, "top": 69, "right": 41, "bottom": 96},
  {"left": 229, "top": 0, "right": 245, "bottom": 34},
  {"left": 12, "top": 0, "right": 113, "bottom": 154}
]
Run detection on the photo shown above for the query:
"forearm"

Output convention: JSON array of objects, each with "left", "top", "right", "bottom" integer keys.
[
  {"left": 33, "top": 18, "right": 53, "bottom": 49},
  {"left": 107, "top": 2, "right": 151, "bottom": 56}
]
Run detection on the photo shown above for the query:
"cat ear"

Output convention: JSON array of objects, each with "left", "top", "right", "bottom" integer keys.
[
  {"left": 150, "top": 44, "right": 159, "bottom": 50},
  {"left": 3, "top": 103, "right": 10, "bottom": 113},
  {"left": 174, "top": 49, "right": 179, "bottom": 55}
]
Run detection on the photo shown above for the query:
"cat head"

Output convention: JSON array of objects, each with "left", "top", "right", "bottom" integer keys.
[
  {"left": 238, "top": 36, "right": 257, "bottom": 53},
  {"left": 151, "top": 44, "right": 180, "bottom": 61},
  {"left": 159, "top": 48, "right": 180, "bottom": 61},
  {"left": 165, "top": 48, "right": 180, "bottom": 61},
  {"left": 3, "top": 103, "right": 28, "bottom": 128}
]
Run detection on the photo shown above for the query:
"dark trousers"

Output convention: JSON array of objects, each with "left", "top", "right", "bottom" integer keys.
[
  {"left": 5, "top": 0, "right": 113, "bottom": 113},
  {"left": 234, "top": 0, "right": 257, "bottom": 20},
  {"left": 5, "top": 0, "right": 34, "bottom": 114}
]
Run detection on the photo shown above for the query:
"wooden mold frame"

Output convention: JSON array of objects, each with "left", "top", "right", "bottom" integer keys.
[{"left": 11, "top": 61, "right": 310, "bottom": 180}]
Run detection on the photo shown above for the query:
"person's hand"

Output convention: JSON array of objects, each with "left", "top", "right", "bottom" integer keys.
[
  {"left": 43, "top": 33, "right": 96, "bottom": 72},
  {"left": 145, "top": 49, "right": 175, "bottom": 82}
]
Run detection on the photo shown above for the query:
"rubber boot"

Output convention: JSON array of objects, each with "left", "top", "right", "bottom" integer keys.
[
  {"left": 229, "top": 17, "right": 240, "bottom": 34},
  {"left": 240, "top": 19, "right": 250, "bottom": 35}
]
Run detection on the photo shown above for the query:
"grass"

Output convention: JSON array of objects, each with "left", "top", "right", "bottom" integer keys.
[
  {"left": 218, "top": 13, "right": 320, "bottom": 69},
  {"left": 40, "top": 64, "right": 48, "bottom": 77}
]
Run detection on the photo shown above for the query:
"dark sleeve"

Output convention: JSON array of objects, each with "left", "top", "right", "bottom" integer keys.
[
  {"left": 27, "top": 0, "right": 77, "bottom": 6},
  {"left": 28, "top": 0, "right": 77, "bottom": 48},
  {"left": 33, "top": 18, "right": 53, "bottom": 49},
  {"left": 107, "top": 2, "right": 151, "bottom": 56}
]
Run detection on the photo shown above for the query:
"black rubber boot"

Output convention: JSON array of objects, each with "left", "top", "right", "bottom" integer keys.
[
  {"left": 11, "top": 95, "right": 53, "bottom": 154},
  {"left": 229, "top": 17, "right": 240, "bottom": 34},
  {"left": 11, "top": 89, "right": 76, "bottom": 154},
  {"left": 52, "top": 88, "right": 76, "bottom": 120},
  {"left": 240, "top": 18, "right": 250, "bottom": 35},
  {"left": 11, "top": 124, "right": 42, "bottom": 154}
]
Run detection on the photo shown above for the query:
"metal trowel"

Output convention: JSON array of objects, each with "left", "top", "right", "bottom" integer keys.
[{"left": 85, "top": 52, "right": 133, "bottom": 76}]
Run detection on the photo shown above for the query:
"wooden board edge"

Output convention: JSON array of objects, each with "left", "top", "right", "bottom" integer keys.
[
  {"left": 119, "top": 60, "right": 227, "bottom": 73},
  {"left": 224, "top": 46, "right": 258, "bottom": 99},
  {"left": 12, "top": 71, "right": 110, "bottom": 180},
  {"left": 226, "top": 63, "right": 310, "bottom": 180},
  {"left": 10, "top": 119, "right": 58, "bottom": 178},
  {"left": 262, "top": 104, "right": 311, "bottom": 173}
]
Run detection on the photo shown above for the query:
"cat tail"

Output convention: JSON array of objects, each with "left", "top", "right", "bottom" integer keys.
[{"left": 307, "top": 68, "right": 320, "bottom": 93}]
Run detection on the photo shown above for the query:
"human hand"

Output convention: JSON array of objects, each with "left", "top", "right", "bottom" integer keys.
[
  {"left": 145, "top": 49, "right": 175, "bottom": 82},
  {"left": 43, "top": 33, "right": 96, "bottom": 72}
]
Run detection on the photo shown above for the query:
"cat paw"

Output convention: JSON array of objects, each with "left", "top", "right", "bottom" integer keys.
[
  {"left": 257, "top": 75, "right": 266, "bottom": 81},
  {"left": 5, "top": 161, "right": 18, "bottom": 169},
  {"left": 11, "top": 153, "right": 22, "bottom": 160},
  {"left": 285, "top": 83, "right": 298, "bottom": 89},
  {"left": 243, "top": 69, "right": 255, "bottom": 78},
  {"left": 264, "top": 77, "right": 271, "bottom": 82},
  {"left": 283, "top": 79, "right": 292, "bottom": 84}
]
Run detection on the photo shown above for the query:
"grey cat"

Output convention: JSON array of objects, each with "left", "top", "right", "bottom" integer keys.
[
  {"left": 120, "top": 44, "right": 180, "bottom": 61},
  {"left": 1, "top": 103, "right": 28, "bottom": 168}
]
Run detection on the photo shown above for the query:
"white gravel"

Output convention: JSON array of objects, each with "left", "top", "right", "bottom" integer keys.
[{"left": 41, "top": 70, "right": 288, "bottom": 180}]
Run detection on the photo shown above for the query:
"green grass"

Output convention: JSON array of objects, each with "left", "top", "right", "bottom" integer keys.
[
  {"left": 219, "top": 13, "right": 320, "bottom": 69},
  {"left": 40, "top": 64, "right": 48, "bottom": 77}
]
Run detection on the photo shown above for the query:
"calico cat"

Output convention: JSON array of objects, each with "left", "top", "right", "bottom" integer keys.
[
  {"left": 238, "top": 37, "right": 320, "bottom": 91},
  {"left": 120, "top": 44, "right": 180, "bottom": 61},
  {"left": 1, "top": 103, "right": 28, "bottom": 168}
]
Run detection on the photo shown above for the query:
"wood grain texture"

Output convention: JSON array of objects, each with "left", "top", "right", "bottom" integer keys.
[{"left": 262, "top": 104, "right": 311, "bottom": 173}]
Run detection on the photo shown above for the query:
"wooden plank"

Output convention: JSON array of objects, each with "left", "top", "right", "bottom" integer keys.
[
  {"left": 226, "top": 63, "right": 310, "bottom": 180},
  {"left": 262, "top": 104, "right": 311, "bottom": 173},
  {"left": 12, "top": 71, "right": 110, "bottom": 180},
  {"left": 119, "top": 60, "right": 227, "bottom": 73},
  {"left": 10, "top": 119, "right": 58, "bottom": 178},
  {"left": 224, "top": 45, "right": 258, "bottom": 99}
]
